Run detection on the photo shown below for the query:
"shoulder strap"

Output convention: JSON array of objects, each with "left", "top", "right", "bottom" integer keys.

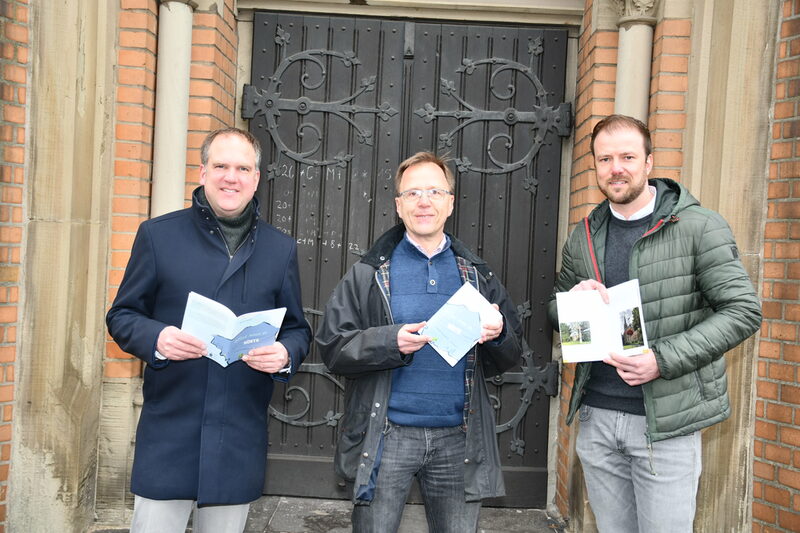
[{"left": 584, "top": 217, "right": 603, "bottom": 283}]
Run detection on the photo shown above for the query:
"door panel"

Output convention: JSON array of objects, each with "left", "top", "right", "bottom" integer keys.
[{"left": 244, "top": 11, "right": 570, "bottom": 507}]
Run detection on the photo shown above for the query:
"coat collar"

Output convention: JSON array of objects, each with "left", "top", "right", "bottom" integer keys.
[
  {"left": 361, "top": 224, "right": 490, "bottom": 275},
  {"left": 586, "top": 178, "right": 697, "bottom": 234},
  {"left": 191, "top": 185, "right": 261, "bottom": 229}
]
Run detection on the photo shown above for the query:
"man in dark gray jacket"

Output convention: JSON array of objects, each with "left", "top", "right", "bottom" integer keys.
[
  {"left": 548, "top": 115, "right": 761, "bottom": 533},
  {"left": 317, "top": 152, "right": 523, "bottom": 533}
]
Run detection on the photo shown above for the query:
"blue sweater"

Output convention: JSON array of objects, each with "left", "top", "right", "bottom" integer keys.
[{"left": 387, "top": 237, "right": 465, "bottom": 427}]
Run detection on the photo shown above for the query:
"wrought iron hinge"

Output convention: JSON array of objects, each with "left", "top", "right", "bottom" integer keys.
[
  {"left": 552, "top": 102, "right": 572, "bottom": 138},
  {"left": 241, "top": 84, "right": 260, "bottom": 121},
  {"left": 537, "top": 360, "right": 560, "bottom": 397}
]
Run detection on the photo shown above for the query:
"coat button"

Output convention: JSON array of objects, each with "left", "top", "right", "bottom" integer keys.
[
  {"left": 370, "top": 412, "right": 376, "bottom": 417},
  {"left": 363, "top": 452, "right": 369, "bottom": 458},
  {"left": 374, "top": 403, "right": 380, "bottom": 408},
  {"left": 359, "top": 463, "right": 365, "bottom": 468},
  {"left": 464, "top": 459, "right": 470, "bottom": 464}
]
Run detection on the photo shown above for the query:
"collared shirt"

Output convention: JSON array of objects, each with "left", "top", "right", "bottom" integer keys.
[
  {"left": 609, "top": 185, "right": 658, "bottom": 221},
  {"left": 404, "top": 232, "right": 449, "bottom": 258}
]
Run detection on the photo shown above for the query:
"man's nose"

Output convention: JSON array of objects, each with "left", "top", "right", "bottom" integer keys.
[
  {"left": 417, "top": 192, "right": 433, "bottom": 205},
  {"left": 611, "top": 159, "right": 625, "bottom": 173}
]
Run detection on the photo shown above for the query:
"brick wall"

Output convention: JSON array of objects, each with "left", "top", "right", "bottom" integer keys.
[
  {"left": 0, "top": 1, "right": 27, "bottom": 529},
  {"left": 105, "top": 0, "right": 158, "bottom": 380},
  {"left": 648, "top": 18, "right": 690, "bottom": 178},
  {"left": 185, "top": 0, "right": 238, "bottom": 198},
  {"left": 752, "top": 1, "right": 800, "bottom": 531},
  {"left": 555, "top": 0, "right": 616, "bottom": 516}
]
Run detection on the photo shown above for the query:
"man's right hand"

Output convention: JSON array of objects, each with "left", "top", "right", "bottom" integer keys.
[
  {"left": 569, "top": 279, "right": 610, "bottom": 304},
  {"left": 397, "top": 322, "right": 432, "bottom": 354},
  {"left": 156, "top": 326, "right": 207, "bottom": 360}
]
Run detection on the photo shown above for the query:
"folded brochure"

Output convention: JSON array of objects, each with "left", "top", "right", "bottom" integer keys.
[
  {"left": 555, "top": 279, "right": 649, "bottom": 363},
  {"left": 180, "top": 291, "right": 286, "bottom": 367},
  {"left": 421, "top": 282, "right": 502, "bottom": 367}
]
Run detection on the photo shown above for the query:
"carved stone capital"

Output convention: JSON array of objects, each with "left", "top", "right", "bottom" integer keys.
[{"left": 613, "top": 0, "right": 658, "bottom": 26}]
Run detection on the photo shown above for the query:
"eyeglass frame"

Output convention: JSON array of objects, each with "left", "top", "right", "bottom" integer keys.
[{"left": 395, "top": 188, "right": 454, "bottom": 202}]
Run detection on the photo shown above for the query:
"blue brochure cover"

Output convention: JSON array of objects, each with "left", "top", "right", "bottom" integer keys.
[
  {"left": 211, "top": 322, "right": 280, "bottom": 365},
  {"left": 421, "top": 283, "right": 502, "bottom": 366},
  {"left": 180, "top": 291, "right": 286, "bottom": 367}
]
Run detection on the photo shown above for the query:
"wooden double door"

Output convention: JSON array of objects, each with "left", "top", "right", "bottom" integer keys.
[{"left": 243, "top": 10, "right": 571, "bottom": 508}]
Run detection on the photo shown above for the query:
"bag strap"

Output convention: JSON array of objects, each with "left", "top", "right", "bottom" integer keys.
[{"left": 584, "top": 217, "right": 603, "bottom": 283}]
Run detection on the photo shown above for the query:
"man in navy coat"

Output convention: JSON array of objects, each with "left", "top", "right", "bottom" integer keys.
[{"left": 107, "top": 128, "right": 311, "bottom": 532}]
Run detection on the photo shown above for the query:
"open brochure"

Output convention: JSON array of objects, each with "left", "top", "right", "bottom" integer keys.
[
  {"left": 555, "top": 279, "right": 649, "bottom": 363},
  {"left": 421, "top": 282, "right": 502, "bottom": 367},
  {"left": 180, "top": 291, "right": 286, "bottom": 368}
]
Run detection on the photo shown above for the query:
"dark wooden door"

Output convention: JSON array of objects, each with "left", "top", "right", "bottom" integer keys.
[{"left": 244, "top": 11, "right": 570, "bottom": 508}]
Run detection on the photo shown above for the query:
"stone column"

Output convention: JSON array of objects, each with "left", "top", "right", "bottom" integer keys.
[
  {"left": 151, "top": 0, "right": 197, "bottom": 217},
  {"left": 613, "top": 0, "right": 658, "bottom": 121}
]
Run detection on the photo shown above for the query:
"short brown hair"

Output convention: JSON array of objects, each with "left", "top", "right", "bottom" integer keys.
[
  {"left": 590, "top": 114, "right": 652, "bottom": 157},
  {"left": 200, "top": 127, "right": 262, "bottom": 168},
  {"left": 394, "top": 152, "right": 455, "bottom": 193}
]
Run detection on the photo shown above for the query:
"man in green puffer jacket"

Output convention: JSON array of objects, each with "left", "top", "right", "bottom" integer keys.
[{"left": 547, "top": 115, "right": 761, "bottom": 533}]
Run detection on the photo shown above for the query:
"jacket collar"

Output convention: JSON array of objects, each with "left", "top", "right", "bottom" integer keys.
[
  {"left": 191, "top": 185, "right": 261, "bottom": 229},
  {"left": 361, "top": 224, "right": 487, "bottom": 270},
  {"left": 587, "top": 178, "right": 697, "bottom": 234}
]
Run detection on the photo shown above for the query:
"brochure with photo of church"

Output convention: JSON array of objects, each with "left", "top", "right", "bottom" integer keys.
[{"left": 555, "top": 279, "right": 649, "bottom": 363}]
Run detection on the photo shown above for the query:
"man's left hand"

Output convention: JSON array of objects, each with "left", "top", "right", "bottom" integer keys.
[
  {"left": 242, "top": 342, "right": 290, "bottom": 373},
  {"left": 479, "top": 304, "right": 504, "bottom": 344},
  {"left": 603, "top": 351, "right": 660, "bottom": 386}
]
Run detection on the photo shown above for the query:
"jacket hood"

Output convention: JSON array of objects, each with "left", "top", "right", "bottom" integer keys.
[{"left": 587, "top": 178, "right": 700, "bottom": 233}]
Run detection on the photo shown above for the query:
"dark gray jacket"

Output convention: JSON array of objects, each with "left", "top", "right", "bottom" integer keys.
[
  {"left": 316, "top": 224, "right": 523, "bottom": 502},
  {"left": 548, "top": 179, "right": 762, "bottom": 441}
]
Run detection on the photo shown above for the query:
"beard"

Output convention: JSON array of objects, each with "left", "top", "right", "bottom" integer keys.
[{"left": 601, "top": 174, "right": 648, "bottom": 205}]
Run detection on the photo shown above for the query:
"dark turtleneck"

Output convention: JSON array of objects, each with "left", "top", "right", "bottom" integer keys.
[{"left": 198, "top": 187, "right": 255, "bottom": 256}]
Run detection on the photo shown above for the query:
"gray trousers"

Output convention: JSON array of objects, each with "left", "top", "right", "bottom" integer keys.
[
  {"left": 576, "top": 405, "right": 702, "bottom": 533},
  {"left": 131, "top": 495, "right": 250, "bottom": 533}
]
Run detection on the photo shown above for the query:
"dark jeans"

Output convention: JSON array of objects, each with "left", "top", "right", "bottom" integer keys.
[{"left": 352, "top": 422, "right": 480, "bottom": 533}]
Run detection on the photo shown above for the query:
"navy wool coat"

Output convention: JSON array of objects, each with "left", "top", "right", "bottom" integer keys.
[{"left": 106, "top": 188, "right": 311, "bottom": 505}]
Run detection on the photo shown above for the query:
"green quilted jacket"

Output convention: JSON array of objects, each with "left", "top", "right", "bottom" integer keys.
[{"left": 547, "top": 178, "right": 761, "bottom": 442}]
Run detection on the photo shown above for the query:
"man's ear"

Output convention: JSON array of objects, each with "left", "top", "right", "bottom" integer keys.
[{"left": 645, "top": 154, "right": 653, "bottom": 175}]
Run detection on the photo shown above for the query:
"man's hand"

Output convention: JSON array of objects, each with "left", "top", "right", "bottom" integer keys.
[
  {"left": 397, "top": 322, "right": 431, "bottom": 354},
  {"left": 570, "top": 279, "right": 610, "bottom": 304},
  {"left": 479, "top": 304, "right": 503, "bottom": 344},
  {"left": 242, "top": 341, "right": 290, "bottom": 373},
  {"left": 604, "top": 351, "right": 660, "bottom": 386},
  {"left": 157, "top": 326, "right": 207, "bottom": 360}
]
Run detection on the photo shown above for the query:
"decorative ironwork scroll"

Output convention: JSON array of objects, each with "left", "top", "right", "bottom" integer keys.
[
  {"left": 242, "top": 26, "right": 398, "bottom": 179},
  {"left": 269, "top": 363, "right": 344, "bottom": 428},
  {"left": 413, "top": 38, "right": 571, "bottom": 194}
]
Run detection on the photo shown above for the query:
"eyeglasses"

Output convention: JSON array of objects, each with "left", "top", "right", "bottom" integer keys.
[{"left": 396, "top": 188, "right": 453, "bottom": 202}]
